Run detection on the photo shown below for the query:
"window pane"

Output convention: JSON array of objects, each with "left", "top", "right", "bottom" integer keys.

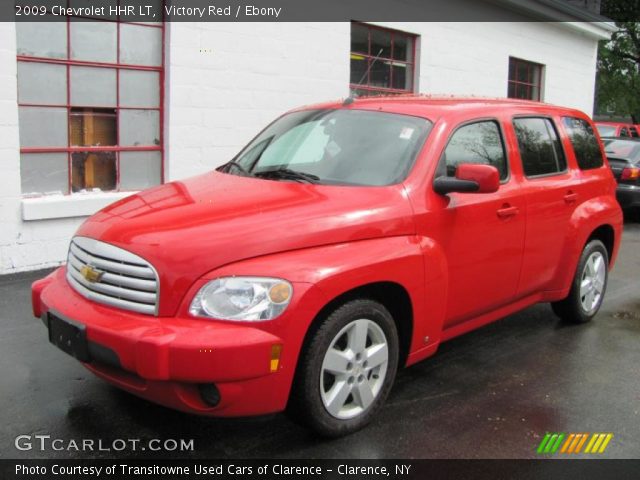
[
  {"left": 370, "top": 61, "right": 391, "bottom": 89},
  {"left": 370, "top": 28, "right": 391, "bottom": 58},
  {"left": 70, "top": 20, "right": 117, "bottom": 63},
  {"left": 17, "top": 62, "right": 67, "bottom": 105},
  {"left": 515, "top": 83, "right": 528, "bottom": 100},
  {"left": 119, "top": 151, "right": 161, "bottom": 190},
  {"left": 516, "top": 61, "right": 529, "bottom": 83},
  {"left": 351, "top": 88, "right": 398, "bottom": 98},
  {"left": 20, "top": 153, "right": 68, "bottom": 195},
  {"left": 120, "top": 24, "right": 162, "bottom": 66},
  {"left": 514, "top": 118, "right": 566, "bottom": 177},
  {"left": 531, "top": 85, "right": 540, "bottom": 101},
  {"left": 119, "top": 70, "right": 160, "bottom": 107},
  {"left": 70, "top": 66, "right": 117, "bottom": 107},
  {"left": 393, "top": 35, "right": 413, "bottom": 61},
  {"left": 443, "top": 121, "right": 508, "bottom": 180},
  {"left": 70, "top": 108, "right": 117, "bottom": 146},
  {"left": 18, "top": 107, "right": 68, "bottom": 147},
  {"left": 392, "top": 63, "right": 412, "bottom": 90},
  {"left": 71, "top": 151, "right": 116, "bottom": 192},
  {"left": 351, "top": 23, "right": 369, "bottom": 54},
  {"left": 119, "top": 110, "right": 160, "bottom": 146},
  {"left": 16, "top": 21, "right": 67, "bottom": 59},
  {"left": 562, "top": 117, "right": 603, "bottom": 170},
  {"left": 350, "top": 55, "right": 367, "bottom": 85},
  {"left": 508, "top": 59, "right": 515, "bottom": 80}
]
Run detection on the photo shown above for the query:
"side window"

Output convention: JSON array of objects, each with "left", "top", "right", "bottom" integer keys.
[
  {"left": 562, "top": 117, "right": 603, "bottom": 170},
  {"left": 631, "top": 127, "right": 639, "bottom": 138},
  {"left": 513, "top": 117, "right": 567, "bottom": 177},
  {"left": 620, "top": 128, "right": 630, "bottom": 138},
  {"left": 442, "top": 121, "right": 508, "bottom": 180}
]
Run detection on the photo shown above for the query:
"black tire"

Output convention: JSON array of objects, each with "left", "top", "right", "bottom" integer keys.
[
  {"left": 288, "top": 299, "right": 399, "bottom": 437},
  {"left": 551, "top": 239, "right": 609, "bottom": 324}
]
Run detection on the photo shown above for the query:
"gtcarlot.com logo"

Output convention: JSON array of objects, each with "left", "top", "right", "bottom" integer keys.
[
  {"left": 14, "top": 434, "right": 194, "bottom": 452},
  {"left": 537, "top": 432, "right": 613, "bottom": 455}
]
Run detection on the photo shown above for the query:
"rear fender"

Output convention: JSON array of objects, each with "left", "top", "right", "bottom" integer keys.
[{"left": 547, "top": 195, "right": 622, "bottom": 295}]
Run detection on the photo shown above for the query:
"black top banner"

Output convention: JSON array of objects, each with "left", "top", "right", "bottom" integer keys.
[{"left": 7, "top": 0, "right": 620, "bottom": 22}]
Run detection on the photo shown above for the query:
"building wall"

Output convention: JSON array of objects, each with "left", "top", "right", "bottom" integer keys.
[
  {"left": 0, "top": 23, "right": 85, "bottom": 273},
  {"left": 165, "top": 22, "right": 350, "bottom": 180},
  {"left": 0, "top": 21, "right": 604, "bottom": 274},
  {"left": 410, "top": 22, "right": 599, "bottom": 114}
]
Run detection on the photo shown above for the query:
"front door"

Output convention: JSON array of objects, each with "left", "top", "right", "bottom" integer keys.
[{"left": 429, "top": 119, "right": 526, "bottom": 327}]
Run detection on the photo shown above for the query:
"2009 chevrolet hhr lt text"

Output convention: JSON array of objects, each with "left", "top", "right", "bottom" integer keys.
[{"left": 32, "top": 97, "right": 623, "bottom": 436}]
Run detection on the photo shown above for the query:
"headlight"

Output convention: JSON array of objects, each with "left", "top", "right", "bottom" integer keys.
[{"left": 189, "top": 276, "right": 293, "bottom": 321}]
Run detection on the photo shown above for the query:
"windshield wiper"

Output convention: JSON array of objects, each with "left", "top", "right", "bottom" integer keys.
[
  {"left": 218, "top": 161, "right": 251, "bottom": 175},
  {"left": 254, "top": 168, "right": 320, "bottom": 184}
]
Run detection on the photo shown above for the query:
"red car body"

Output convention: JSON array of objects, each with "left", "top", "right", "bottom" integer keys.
[{"left": 32, "top": 98, "right": 623, "bottom": 418}]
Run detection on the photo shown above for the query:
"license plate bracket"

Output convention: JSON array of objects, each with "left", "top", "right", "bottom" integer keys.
[{"left": 47, "top": 312, "right": 90, "bottom": 362}]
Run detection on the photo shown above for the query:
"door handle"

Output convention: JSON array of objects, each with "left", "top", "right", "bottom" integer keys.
[
  {"left": 496, "top": 205, "right": 519, "bottom": 218},
  {"left": 564, "top": 192, "right": 578, "bottom": 204}
]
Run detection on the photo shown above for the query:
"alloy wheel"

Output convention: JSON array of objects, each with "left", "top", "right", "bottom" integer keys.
[{"left": 320, "top": 318, "right": 389, "bottom": 420}]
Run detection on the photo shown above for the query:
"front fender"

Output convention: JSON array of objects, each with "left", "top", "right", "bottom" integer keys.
[
  {"left": 548, "top": 195, "right": 622, "bottom": 294},
  {"left": 178, "top": 235, "right": 449, "bottom": 369}
]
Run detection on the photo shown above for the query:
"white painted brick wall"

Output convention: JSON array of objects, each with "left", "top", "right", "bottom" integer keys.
[
  {"left": 0, "top": 23, "right": 85, "bottom": 274},
  {"left": 375, "top": 22, "right": 598, "bottom": 114},
  {"left": 165, "top": 22, "right": 350, "bottom": 181},
  {"left": 0, "top": 20, "right": 605, "bottom": 274}
]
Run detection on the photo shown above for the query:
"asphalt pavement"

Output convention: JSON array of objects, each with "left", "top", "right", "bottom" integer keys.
[{"left": 1, "top": 221, "right": 639, "bottom": 459}]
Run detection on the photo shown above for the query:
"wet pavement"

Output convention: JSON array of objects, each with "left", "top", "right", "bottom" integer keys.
[{"left": 1, "top": 221, "right": 639, "bottom": 459}]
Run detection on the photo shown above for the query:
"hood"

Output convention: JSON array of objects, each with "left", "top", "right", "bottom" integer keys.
[{"left": 76, "top": 172, "right": 416, "bottom": 315}]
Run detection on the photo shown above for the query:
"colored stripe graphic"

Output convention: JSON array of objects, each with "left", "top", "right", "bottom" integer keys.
[
  {"left": 575, "top": 433, "right": 589, "bottom": 453},
  {"left": 538, "top": 433, "right": 613, "bottom": 454},
  {"left": 585, "top": 433, "right": 614, "bottom": 454},
  {"left": 537, "top": 433, "right": 552, "bottom": 454}
]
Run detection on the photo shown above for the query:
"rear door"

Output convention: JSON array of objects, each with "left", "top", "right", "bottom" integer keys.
[{"left": 511, "top": 116, "right": 579, "bottom": 296}]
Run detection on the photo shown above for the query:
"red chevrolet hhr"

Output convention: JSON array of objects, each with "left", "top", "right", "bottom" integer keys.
[{"left": 32, "top": 97, "right": 622, "bottom": 436}]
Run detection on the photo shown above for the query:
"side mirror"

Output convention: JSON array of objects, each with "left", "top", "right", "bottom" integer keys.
[{"left": 433, "top": 164, "right": 500, "bottom": 195}]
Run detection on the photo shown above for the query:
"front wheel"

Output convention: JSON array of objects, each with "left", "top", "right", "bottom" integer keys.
[
  {"left": 551, "top": 239, "right": 609, "bottom": 324},
  {"left": 289, "top": 299, "right": 399, "bottom": 437}
]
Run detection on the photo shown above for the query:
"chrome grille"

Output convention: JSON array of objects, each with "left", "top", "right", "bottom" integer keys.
[{"left": 66, "top": 236, "right": 159, "bottom": 315}]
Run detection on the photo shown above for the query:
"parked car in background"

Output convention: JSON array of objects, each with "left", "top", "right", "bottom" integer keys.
[
  {"left": 601, "top": 137, "right": 640, "bottom": 214},
  {"left": 32, "top": 97, "right": 622, "bottom": 436},
  {"left": 595, "top": 122, "right": 639, "bottom": 138}
]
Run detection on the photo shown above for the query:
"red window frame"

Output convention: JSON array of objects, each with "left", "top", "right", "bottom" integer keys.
[
  {"left": 350, "top": 22, "right": 417, "bottom": 97},
  {"left": 508, "top": 57, "right": 543, "bottom": 102},
  {"left": 17, "top": 15, "right": 165, "bottom": 195}
]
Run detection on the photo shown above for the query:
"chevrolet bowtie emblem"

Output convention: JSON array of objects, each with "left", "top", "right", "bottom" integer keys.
[{"left": 80, "top": 265, "right": 104, "bottom": 283}]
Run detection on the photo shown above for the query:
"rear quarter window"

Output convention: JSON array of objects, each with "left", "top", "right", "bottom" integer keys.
[
  {"left": 513, "top": 117, "right": 567, "bottom": 177},
  {"left": 562, "top": 117, "right": 603, "bottom": 170}
]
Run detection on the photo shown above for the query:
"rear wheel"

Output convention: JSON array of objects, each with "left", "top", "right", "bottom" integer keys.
[
  {"left": 551, "top": 239, "right": 609, "bottom": 324},
  {"left": 289, "top": 299, "right": 399, "bottom": 437}
]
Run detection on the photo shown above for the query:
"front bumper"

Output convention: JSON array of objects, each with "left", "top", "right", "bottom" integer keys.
[{"left": 32, "top": 268, "right": 311, "bottom": 417}]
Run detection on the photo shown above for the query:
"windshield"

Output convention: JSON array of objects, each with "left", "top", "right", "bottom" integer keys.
[
  {"left": 596, "top": 125, "right": 617, "bottom": 137},
  {"left": 221, "top": 109, "right": 432, "bottom": 186}
]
